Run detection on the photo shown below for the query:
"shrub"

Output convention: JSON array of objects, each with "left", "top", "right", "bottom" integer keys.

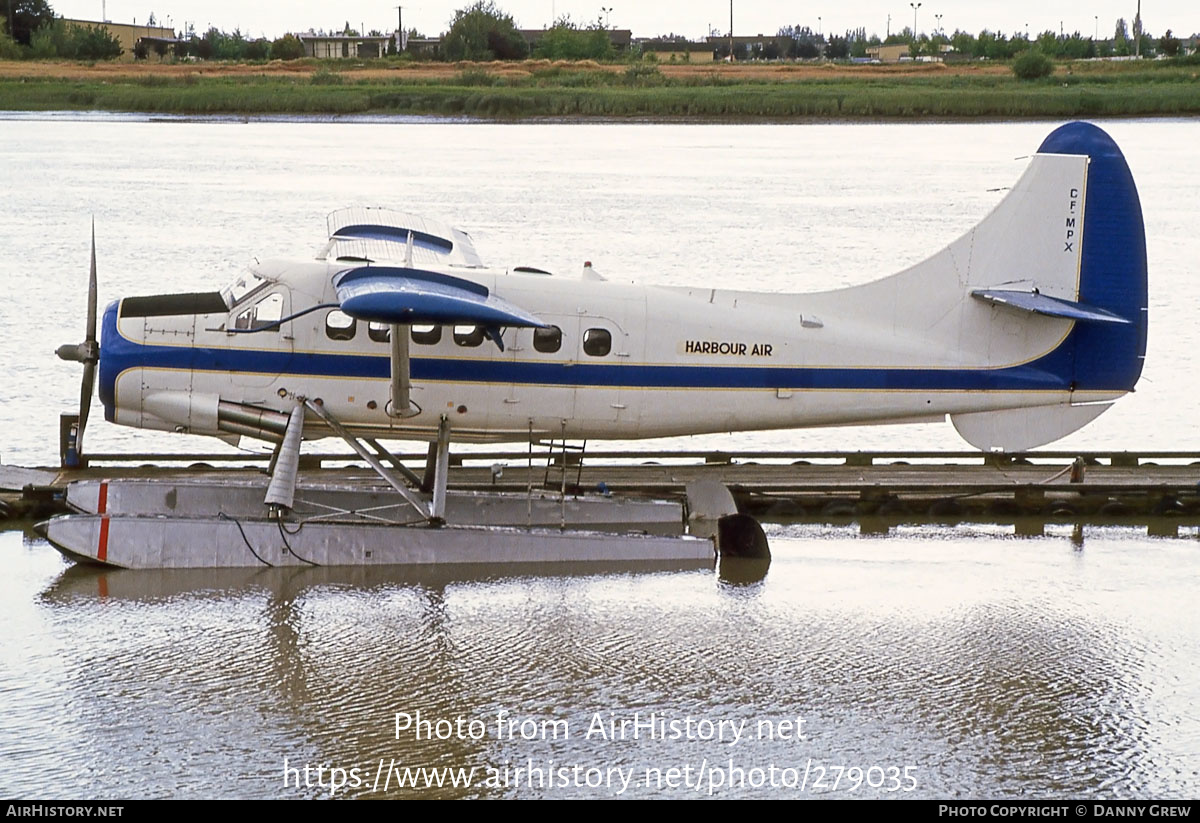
[
  {"left": 311, "top": 67, "right": 344, "bottom": 85},
  {"left": 622, "top": 62, "right": 664, "bottom": 86},
  {"left": 270, "top": 33, "right": 304, "bottom": 61},
  {"left": 1012, "top": 50, "right": 1053, "bottom": 80},
  {"left": 453, "top": 67, "right": 496, "bottom": 86}
]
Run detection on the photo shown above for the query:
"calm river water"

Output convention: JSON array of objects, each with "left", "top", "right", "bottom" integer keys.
[{"left": 0, "top": 115, "right": 1198, "bottom": 798}]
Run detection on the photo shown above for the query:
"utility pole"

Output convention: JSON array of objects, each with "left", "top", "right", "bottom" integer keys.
[
  {"left": 1134, "top": 0, "right": 1141, "bottom": 57},
  {"left": 729, "top": 0, "right": 733, "bottom": 61},
  {"left": 394, "top": 5, "right": 404, "bottom": 52},
  {"left": 887, "top": 14, "right": 891, "bottom": 38}
]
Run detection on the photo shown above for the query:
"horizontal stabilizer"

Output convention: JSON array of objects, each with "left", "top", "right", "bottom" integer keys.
[
  {"left": 951, "top": 402, "right": 1113, "bottom": 452},
  {"left": 971, "top": 289, "right": 1131, "bottom": 325},
  {"left": 334, "top": 266, "right": 545, "bottom": 329}
]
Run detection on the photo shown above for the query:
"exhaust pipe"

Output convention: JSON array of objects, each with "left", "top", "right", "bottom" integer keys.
[{"left": 216, "top": 401, "right": 290, "bottom": 443}]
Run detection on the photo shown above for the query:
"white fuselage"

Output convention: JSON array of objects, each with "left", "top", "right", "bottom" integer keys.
[{"left": 103, "top": 254, "right": 1113, "bottom": 445}]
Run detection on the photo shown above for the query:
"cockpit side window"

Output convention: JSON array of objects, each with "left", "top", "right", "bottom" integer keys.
[{"left": 234, "top": 292, "right": 285, "bottom": 331}]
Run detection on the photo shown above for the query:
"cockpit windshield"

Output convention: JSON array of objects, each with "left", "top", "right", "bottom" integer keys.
[{"left": 222, "top": 271, "right": 268, "bottom": 308}]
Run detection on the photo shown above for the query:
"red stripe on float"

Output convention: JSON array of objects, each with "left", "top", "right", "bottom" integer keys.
[
  {"left": 97, "top": 481, "right": 110, "bottom": 563},
  {"left": 98, "top": 517, "right": 110, "bottom": 563}
]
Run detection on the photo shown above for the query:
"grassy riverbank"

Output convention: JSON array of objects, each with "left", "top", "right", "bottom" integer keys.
[{"left": 1, "top": 57, "right": 1197, "bottom": 119}]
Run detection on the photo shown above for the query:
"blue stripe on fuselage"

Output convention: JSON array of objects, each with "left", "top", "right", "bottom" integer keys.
[{"left": 99, "top": 333, "right": 1082, "bottom": 395}]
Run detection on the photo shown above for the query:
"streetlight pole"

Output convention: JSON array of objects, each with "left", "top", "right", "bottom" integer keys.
[
  {"left": 909, "top": 2, "right": 921, "bottom": 40},
  {"left": 729, "top": 0, "right": 734, "bottom": 62},
  {"left": 601, "top": 6, "right": 612, "bottom": 28},
  {"left": 934, "top": 13, "right": 942, "bottom": 35},
  {"left": 818, "top": 16, "right": 822, "bottom": 37}
]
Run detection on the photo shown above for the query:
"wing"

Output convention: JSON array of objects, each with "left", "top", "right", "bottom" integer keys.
[
  {"left": 322, "top": 207, "right": 484, "bottom": 268},
  {"left": 334, "top": 266, "right": 545, "bottom": 333}
]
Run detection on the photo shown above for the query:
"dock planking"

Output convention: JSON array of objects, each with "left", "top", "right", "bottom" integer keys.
[{"left": 3, "top": 451, "right": 1199, "bottom": 527}]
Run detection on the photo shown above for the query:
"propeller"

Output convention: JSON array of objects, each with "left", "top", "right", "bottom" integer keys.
[{"left": 55, "top": 220, "right": 100, "bottom": 459}]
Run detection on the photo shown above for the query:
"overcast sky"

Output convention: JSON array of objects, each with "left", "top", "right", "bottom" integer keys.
[{"left": 50, "top": 0, "right": 1198, "bottom": 41}]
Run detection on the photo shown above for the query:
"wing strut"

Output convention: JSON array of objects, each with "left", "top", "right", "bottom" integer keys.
[
  {"left": 389, "top": 323, "right": 420, "bottom": 418},
  {"left": 302, "top": 398, "right": 432, "bottom": 521}
]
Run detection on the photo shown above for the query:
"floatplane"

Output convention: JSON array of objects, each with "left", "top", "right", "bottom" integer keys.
[{"left": 41, "top": 122, "right": 1147, "bottom": 569}]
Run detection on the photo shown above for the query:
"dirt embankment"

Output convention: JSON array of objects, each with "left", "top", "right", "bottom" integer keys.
[{"left": 0, "top": 57, "right": 1013, "bottom": 82}]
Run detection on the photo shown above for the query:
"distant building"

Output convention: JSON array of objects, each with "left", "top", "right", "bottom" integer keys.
[
  {"left": 403, "top": 37, "right": 443, "bottom": 58},
  {"left": 706, "top": 34, "right": 793, "bottom": 59},
  {"left": 639, "top": 40, "right": 715, "bottom": 62},
  {"left": 299, "top": 32, "right": 391, "bottom": 59},
  {"left": 867, "top": 44, "right": 910, "bottom": 63},
  {"left": 59, "top": 17, "right": 175, "bottom": 62}
]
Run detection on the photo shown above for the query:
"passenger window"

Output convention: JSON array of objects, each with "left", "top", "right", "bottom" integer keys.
[
  {"left": 583, "top": 328, "right": 611, "bottom": 357},
  {"left": 325, "top": 310, "right": 356, "bottom": 341},
  {"left": 368, "top": 322, "right": 390, "bottom": 343},
  {"left": 411, "top": 324, "right": 442, "bottom": 345},
  {"left": 454, "top": 325, "right": 485, "bottom": 347},
  {"left": 234, "top": 292, "right": 284, "bottom": 330},
  {"left": 533, "top": 325, "right": 562, "bottom": 353}
]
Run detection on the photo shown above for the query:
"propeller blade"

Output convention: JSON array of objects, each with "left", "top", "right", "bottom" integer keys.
[
  {"left": 78, "top": 361, "right": 95, "bottom": 454},
  {"left": 85, "top": 219, "right": 97, "bottom": 344}
]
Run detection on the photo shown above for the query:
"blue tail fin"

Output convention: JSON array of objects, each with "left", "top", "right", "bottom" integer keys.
[{"left": 1038, "top": 122, "right": 1148, "bottom": 392}]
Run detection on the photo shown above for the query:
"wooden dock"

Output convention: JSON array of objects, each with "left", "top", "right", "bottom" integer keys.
[{"left": 4, "top": 449, "right": 1200, "bottom": 531}]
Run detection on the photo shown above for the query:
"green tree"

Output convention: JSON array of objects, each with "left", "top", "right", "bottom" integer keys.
[
  {"left": 825, "top": 34, "right": 849, "bottom": 60},
  {"left": 533, "top": 16, "right": 611, "bottom": 60},
  {"left": 1113, "top": 17, "right": 1129, "bottom": 56},
  {"left": 28, "top": 21, "right": 58, "bottom": 56},
  {"left": 949, "top": 29, "right": 977, "bottom": 57},
  {"left": 70, "top": 23, "right": 122, "bottom": 59},
  {"left": 270, "top": 33, "right": 305, "bottom": 60},
  {"left": 443, "top": 1, "right": 527, "bottom": 61},
  {"left": 1035, "top": 29, "right": 1059, "bottom": 56},
  {"left": 244, "top": 37, "right": 269, "bottom": 60},
  {"left": 0, "top": 15, "right": 21, "bottom": 57},
  {"left": 848, "top": 27, "right": 869, "bottom": 58},
  {"left": 1159, "top": 29, "right": 1181, "bottom": 57},
  {"left": 7, "top": 0, "right": 53, "bottom": 45}
]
